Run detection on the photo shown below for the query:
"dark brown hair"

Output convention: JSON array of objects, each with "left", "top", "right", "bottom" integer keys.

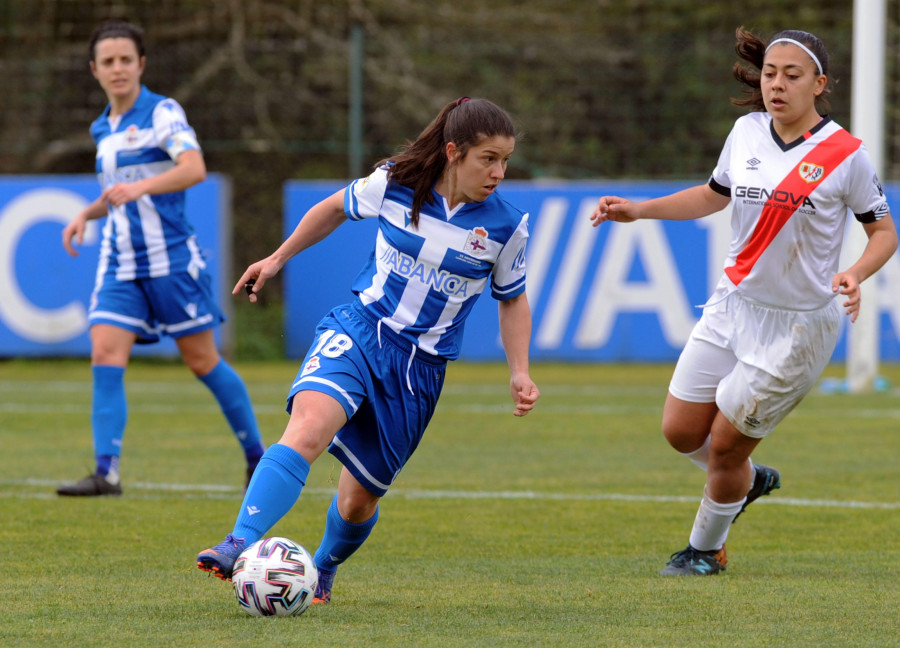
[
  {"left": 731, "top": 26, "right": 831, "bottom": 113},
  {"left": 89, "top": 20, "right": 145, "bottom": 62},
  {"left": 380, "top": 97, "right": 518, "bottom": 227}
]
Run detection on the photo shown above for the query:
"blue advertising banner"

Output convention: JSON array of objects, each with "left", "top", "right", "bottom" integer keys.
[
  {"left": 284, "top": 180, "right": 900, "bottom": 362},
  {"left": 0, "top": 175, "right": 231, "bottom": 357}
]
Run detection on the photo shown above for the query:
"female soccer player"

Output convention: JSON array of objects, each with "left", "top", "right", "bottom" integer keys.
[
  {"left": 57, "top": 20, "right": 265, "bottom": 496},
  {"left": 197, "top": 97, "right": 540, "bottom": 603},
  {"left": 591, "top": 28, "right": 896, "bottom": 575}
]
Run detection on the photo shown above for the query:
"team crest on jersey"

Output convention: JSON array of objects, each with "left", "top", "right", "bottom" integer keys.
[
  {"left": 798, "top": 162, "right": 825, "bottom": 184},
  {"left": 301, "top": 355, "right": 321, "bottom": 376},
  {"left": 124, "top": 124, "right": 140, "bottom": 147},
  {"left": 464, "top": 227, "right": 489, "bottom": 256}
]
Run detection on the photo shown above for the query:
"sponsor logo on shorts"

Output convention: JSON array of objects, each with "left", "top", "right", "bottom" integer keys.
[{"left": 743, "top": 415, "right": 761, "bottom": 429}]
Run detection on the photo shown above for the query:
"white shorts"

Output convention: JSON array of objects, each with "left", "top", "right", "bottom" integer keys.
[{"left": 669, "top": 290, "right": 841, "bottom": 438}]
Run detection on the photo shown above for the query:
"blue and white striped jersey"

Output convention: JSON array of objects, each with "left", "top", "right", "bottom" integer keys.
[
  {"left": 343, "top": 165, "right": 529, "bottom": 360},
  {"left": 91, "top": 85, "right": 206, "bottom": 281}
]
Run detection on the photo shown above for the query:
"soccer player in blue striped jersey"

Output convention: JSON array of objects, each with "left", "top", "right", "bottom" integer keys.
[
  {"left": 198, "top": 97, "right": 540, "bottom": 604},
  {"left": 57, "top": 20, "right": 265, "bottom": 497}
]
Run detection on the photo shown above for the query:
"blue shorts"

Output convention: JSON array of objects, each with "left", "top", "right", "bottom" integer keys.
[
  {"left": 287, "top": 301, "right": 447, "bottom": 497},
  {"left": 88, "top": 268, "right": 224, "bottom": 343}
]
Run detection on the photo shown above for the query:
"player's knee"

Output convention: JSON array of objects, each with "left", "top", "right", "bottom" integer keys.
[
  {"left": 707, "top": 440, "right": 751, "bottom": 472},
  {"left": 337, "top": 491, "right": 379, "bottom": 524},
  {"left": 661, "top": 419, "right": 705, "bottom": 453}
]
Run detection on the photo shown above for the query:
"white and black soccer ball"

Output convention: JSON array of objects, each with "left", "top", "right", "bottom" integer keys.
[{"left": 232, "top": 537, "right": 318, "bottom": 617}]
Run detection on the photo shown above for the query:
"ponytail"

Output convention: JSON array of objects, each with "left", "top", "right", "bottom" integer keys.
[
  {"left": 380, "top": 97, "right": 517, "bottom": 227},
  {"left": 731, "top": 26, "right": 831, "bottom": 113}
]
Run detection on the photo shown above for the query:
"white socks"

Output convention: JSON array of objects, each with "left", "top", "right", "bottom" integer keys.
[
  {"left": 679, "top": 437, "right": 759, "bottom": 551},
  {"left": 688, "top": 492, "right": 745, "bottom": 551},
  {"left": 681, "top": 436, "right": 711, "bottom": 471}
]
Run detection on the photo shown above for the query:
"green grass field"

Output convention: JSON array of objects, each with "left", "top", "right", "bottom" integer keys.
[{"left": 2, "top": 359, "right": 898, "bottom": 647}]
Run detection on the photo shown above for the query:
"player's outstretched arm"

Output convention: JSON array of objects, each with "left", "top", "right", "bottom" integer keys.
[
  {"left": 591, "top": 196, "right": 640, "bottom": 225},
  {"left": 234, "top": 189, "right": 347, "bottom": 302},
  {"left": 498, "top": 293, "right": 540, "bottom": 417},
  {"left": 591, "top": 184, "right": 729, "bottom": 227}
]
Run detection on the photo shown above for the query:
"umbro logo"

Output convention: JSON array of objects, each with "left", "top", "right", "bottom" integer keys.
[
  {"left": 246, "top": 505, "right": 261, "bottom": 516},
  {"left": 746, "top": 157, "right": 761, "bottom": 169}
]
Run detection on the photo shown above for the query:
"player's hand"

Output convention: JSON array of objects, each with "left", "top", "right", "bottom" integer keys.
[
  {"left": 590, "top": 196, "right": 639, "bottom": 226},
  {"left": 833, "top": 271, "right": 862, "bottom": 322},
  {"left": 101, "top": 182, "right": 145, "bottom": 208},
  {"left": 233, "top": 256, "right": 284, "bottom": 303},
  {"left": 510, "top": 374, "right": 540, "bottom": 417},
  {"left": 62, "top": 213, "right": 88, "bottom": 256}
]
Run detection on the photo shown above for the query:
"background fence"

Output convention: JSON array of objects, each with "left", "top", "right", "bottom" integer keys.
[{"left": 2, "top": 0, "right": 899, "bottom": 358}]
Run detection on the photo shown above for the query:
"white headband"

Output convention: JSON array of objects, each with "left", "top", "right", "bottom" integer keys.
[{"left": 766, "top": 37, "right": 823, "bottom": 75}]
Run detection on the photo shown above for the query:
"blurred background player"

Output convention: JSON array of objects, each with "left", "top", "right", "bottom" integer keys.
[
  {"left": 56, "top": 20, "right": 265, "bottom": 497},
  {"left": 591, "top": 27, "right": 896, "bottom": 575},
  {"left": 197, "top": 97, "right": 540, "bottom": 604}
]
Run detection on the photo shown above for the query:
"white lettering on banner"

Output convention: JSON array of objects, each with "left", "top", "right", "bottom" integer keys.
[
  {"left": 575, "top": 219, "right": 696, "bottom": 348},
  {"left": 534, "top": 198, "right": 600, "bottom": 348},
  {"left": 0, "top": 189, "right": 97, "bottom": 342},
  {"left": 523, "top": 197, "right": 568, "bottom": 308},
  {"left": 532, "top": 197, "right": 701, "bottom": 350}
]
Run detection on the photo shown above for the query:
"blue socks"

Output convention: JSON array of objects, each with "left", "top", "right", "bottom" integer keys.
[
  {"left": 90, "top": 361, "right": 263, "bottom": 484},
  {"left": 232, "top": 443, "right": 310, "bottom": 545},
  {"left": 91, "top": 365, "right": 127, "bottom": 474},
  {"left": 314, "top": 495, "right": 379, "bottom": 572},
  {"left": 198, "top": 360, "right": 265, "bottom": 466}
]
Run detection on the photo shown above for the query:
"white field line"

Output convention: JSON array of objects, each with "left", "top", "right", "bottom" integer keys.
[
  {"left": 2, "top": 478, "right": 898, "bottom": 510},
  {"left": 7, "top": 400, "right": 900, "bottom": 418}
]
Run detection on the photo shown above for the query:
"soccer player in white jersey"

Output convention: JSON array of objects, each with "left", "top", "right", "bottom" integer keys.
[
  {"left": 198, "top": 97, "right": 540, "bottom": 604},
  {"left": 591, "top": 27, "right": 897, "bottom": 575},
  {"left": 57, "top": 21, "right": 265, "bottom": 496}
]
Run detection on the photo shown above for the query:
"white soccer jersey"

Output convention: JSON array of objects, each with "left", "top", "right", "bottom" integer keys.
[
  {"left": 709, "top": 112, "right": 890, "bottom": 309},
  {"left": 91, "top": 85, "right": 206, "bottom": 281},
  {"left": 343, "top": 165, "right": 529, "bottom": 359}
]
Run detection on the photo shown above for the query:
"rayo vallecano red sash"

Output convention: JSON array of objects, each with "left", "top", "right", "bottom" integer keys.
[{"left": 725, "top": 128, "right": 861, "bottom": 286}]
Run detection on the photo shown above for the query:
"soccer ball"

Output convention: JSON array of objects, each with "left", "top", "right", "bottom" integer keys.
[{"left": 232, "top": 537, "right": 318, "bottom": 617}]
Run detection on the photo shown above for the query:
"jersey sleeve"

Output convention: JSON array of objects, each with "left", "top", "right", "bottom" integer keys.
[
  {"left": 344, "top": 166, "right": 390, "bottom": 221},
  {"left": 708, "top": 126, "right": 736, "bottom": 197},
  {"left": 844, "top": 144, "right": 891, "bottom": 223},
  {"left": 152, "top": 98, "right": 201, "bottom": 161},
  {"left": 490, "top": 213, "right": 529, "bottom": 300}
]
